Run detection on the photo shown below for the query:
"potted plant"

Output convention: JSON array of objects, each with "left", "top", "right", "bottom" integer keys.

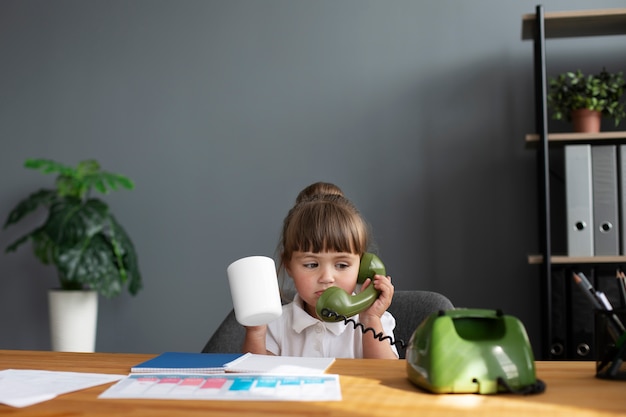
[
  {"left": 3, "top": 158, "right": 142, "bottom": 352},
  {"left": 547, "top": 68, "right": 626, "bottom": 132}
]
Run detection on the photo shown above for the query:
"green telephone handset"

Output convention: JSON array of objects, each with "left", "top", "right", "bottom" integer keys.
[{"left": 315, "top": 252, "right": 386, "bottom": 322}]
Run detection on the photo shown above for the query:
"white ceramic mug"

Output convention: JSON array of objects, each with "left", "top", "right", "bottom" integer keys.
[{"left": 227, "top": 256, "right": 282, "bottom": 326}]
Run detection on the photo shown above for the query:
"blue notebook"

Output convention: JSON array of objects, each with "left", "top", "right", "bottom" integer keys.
[{"left": 131, "top": 352, "right": 244, "bottom": 374}]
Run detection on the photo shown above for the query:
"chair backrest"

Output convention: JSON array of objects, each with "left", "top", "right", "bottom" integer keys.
[
  {"left": 201, "top": 290, "right": 454, "bottom": 359},
  {"left": 386, "top": 290, "right": 454, "bottom": 358},
  {"left": 202, "top": 309, "right": 244, "bottom": 354}
]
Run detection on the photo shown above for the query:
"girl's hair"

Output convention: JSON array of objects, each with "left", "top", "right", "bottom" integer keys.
[
  {"left": 279, "top": 194, "right": 369, "bottom": 268},
  {"left": 295, "top": 182, "right": 344, "bottom": 203}
]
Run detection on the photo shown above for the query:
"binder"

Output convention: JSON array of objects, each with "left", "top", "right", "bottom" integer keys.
[
  {"left": 550, "top": 268, "right": 567, "bottom": 359},
  {"left": 595, "top": 267, "right": 622, "bottom": 311},
  {"left": 130, "top": 352, "right": 244, "bottom": 373},
  {"left": 592, "top": 145, "right": 619, "bottom": 255},
  {"left": 619, "top": 145, "right": 626, "bottom": 255},
  {"left": 568, "top": 267, "right": 595, "bottom": 360},
  {"left": 565, "top": 145, "right": 594, "bottom": 256}
]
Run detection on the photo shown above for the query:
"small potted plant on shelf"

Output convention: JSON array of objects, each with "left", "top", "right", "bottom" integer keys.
[
  {"left": 3, "top": 158, "right": 142, "bottom": 352},
  {"left": 547, "top": 68, "right": 626, "bottom": 132}
]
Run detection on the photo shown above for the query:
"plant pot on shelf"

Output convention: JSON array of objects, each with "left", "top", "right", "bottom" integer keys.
[
  {"left": 571, "top": 109, "right": 601, "bottom": 133},
  {"left": 48, "top": 289, "right": 98, "bottom": 352}
]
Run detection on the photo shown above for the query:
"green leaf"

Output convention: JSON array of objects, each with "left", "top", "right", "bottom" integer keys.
[
  {"left": 40, "top": 198, "right": 142, "bottom": 298},
  {"left": 25, "top": 159, "right": 74, "bottom": 176},
  {"left": 108, "top": 215, "right": 142, "bottom": 296},
  {"left": 5, "top": 234, "right": 30, "bottom": 254},
  {"left": 76, "top": 160, "right": 100, "bottom": 177},
  {"left": 92, "top": 177, "right": 108, "bottom": 194},
  {"left": 56, "top": 236, "right": 123, "bottom": 298},
  {"left": 3, "top": 189, "right": 57, "bottom": 229},
  {"left": 105, "top": 173, "right": 134, "bottom": 190},
  {"left": 32, "top": 229, "right": 55, "bottom": 264}
]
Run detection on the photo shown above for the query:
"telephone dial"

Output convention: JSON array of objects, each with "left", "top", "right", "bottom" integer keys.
[{"left": 315, "top": 252, "right": 386, "bottom": 321}]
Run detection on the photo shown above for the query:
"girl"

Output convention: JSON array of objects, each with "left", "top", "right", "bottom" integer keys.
[{"left": 242, "top": 187, "right": 398, "bottom": 359}]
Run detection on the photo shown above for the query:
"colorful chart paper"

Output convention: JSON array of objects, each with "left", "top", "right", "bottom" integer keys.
[{"left": 99, "top": 373, "right": 341, "bottom": 401}]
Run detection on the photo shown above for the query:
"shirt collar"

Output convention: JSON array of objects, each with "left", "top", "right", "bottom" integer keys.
[{"left": 291, "top": 293, "right": 348, "bottom": 336}]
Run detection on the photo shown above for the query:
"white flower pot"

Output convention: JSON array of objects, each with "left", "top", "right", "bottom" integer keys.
[{"left": 48, "top": 289, "right": 98, "bottom": 352}]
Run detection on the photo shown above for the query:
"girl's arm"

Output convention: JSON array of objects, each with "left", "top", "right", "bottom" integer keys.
[
  {"left": 359, "top": 275, "right": 398, "bottom": 359},
  {"left": 242, "top": 325, "right": 272, "bottom": 355}
]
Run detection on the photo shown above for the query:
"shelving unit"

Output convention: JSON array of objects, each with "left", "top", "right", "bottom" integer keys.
[
  {"left": 528, "top": 255, "right": 626, "bottom": 265},
  {"left": 523, "top": 6, "right": 626, "bottom": 360},
  {"left": 525, "top": 132, "right": 626, "bottom": 143}
]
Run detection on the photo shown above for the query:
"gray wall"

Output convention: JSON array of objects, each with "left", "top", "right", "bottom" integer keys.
[{"left": 1, "top": 0, "right": 625, "bottom": 357}]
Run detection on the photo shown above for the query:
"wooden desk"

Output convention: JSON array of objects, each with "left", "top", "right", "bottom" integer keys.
[{"left": 0, "top": 350, "right": 624, "bottom": 416}]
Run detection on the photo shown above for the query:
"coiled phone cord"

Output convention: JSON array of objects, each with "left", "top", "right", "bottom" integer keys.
[{"left": 320, "top": 308, "right": 407, "bottom": 349}]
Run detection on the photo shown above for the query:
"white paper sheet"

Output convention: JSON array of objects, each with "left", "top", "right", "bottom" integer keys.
[
  {"left": 223, "top": 353, "right": 335, "bottom": 374},
  {"left": 0, "top": 369, "right": 125, "bottom": 408}
]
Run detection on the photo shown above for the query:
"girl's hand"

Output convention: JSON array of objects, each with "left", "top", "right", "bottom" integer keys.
[
  {"left": 359, "top": 275, "right": 398, "bottom": 359},
  {"left": 360, "top": 274, "right": 394, "bottom": 321}
]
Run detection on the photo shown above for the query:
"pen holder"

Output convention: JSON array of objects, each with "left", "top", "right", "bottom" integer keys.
[{"left": 595, "top": 309, "right": 626, "bottom": 380}]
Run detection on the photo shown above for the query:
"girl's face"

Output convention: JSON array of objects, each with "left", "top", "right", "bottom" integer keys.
[{"left": 286, "top": 250, "right": 361, "bottom": 318}]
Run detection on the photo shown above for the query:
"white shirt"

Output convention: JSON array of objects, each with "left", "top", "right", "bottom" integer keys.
[{"left": 266, "top": 294, "right": 399, "bottom": 358}]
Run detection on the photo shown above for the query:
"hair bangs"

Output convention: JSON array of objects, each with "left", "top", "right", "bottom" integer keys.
[{"left": 281, "top": 196, "right": 368, "bottom": 260}]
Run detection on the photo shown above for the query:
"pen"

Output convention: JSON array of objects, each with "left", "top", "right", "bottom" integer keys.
[
  {"left": 617, "top": 270, "right": 626, "bottom": 308},
  {"left": 596, "top": 291, "right": 626, "bottom": 333},
  {"left": 572, "top": 272, "right": 623, "bottom": 342},
  {"left": 572, "top": 272, "right": 603, "bottom": 310}
]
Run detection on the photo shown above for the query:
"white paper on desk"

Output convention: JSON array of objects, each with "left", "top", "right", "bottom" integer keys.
[
  {"left": 223, "top": 353, "right": 335, "bottom": 374},
  {"left": 0, "top": 369, "right": 125, "bottom": 408}
]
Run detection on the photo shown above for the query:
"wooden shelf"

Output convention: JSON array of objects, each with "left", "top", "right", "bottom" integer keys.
[
  {"left": 528, "top": 254, "right": 626, "bottom": 265},
  {"left": 525, "top": 131, "right": 626, "bottom": 143},
  {"left": 522, "top": 8, "right": 626, "bottom": 40}
]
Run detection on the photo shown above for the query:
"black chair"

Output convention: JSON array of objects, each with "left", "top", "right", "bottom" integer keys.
[
  {"left": 386, "top": 290, "right": 454, "bottom": 358},
  {"left": 202, "top": 309, "right": 244, "bottom": 354},
  {"left": 202, "top": 290, "right": 454, "bottom": 359}
]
